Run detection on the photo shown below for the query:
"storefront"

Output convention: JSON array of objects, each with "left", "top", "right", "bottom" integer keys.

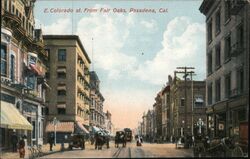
[{"left": 0, "top": 101, "right": 33, "bottom": 150}]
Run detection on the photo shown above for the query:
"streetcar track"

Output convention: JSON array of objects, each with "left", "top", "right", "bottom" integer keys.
[
  {"left": 128, "top": 147, "right": 131, "bottom": 158},
  {"left": 112, "top": 147, "right": 122, "bottom": 158}
]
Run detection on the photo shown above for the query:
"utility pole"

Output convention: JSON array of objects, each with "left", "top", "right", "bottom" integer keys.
[{"left": 175, "top": 66, "right": 195, "bottom": 148}]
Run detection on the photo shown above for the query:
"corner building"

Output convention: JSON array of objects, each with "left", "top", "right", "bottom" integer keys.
[
  {"left": 43, "top": 35, "right": 91, "bottom": 142},
  {"left": 199, "top": 0, "right": 249, "bottom": 138}
]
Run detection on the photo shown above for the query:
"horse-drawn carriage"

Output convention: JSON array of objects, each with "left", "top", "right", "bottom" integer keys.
[
  {"left": 115, "top": 131, "right": 126, "bottom": 148},
  {"left": 193, "top": 119, "right": 248, "bottom": 157}
]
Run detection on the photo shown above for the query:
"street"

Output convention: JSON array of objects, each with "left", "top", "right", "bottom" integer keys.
[{"left": 40, "top": 141, "right": 193, "bottom": 158}]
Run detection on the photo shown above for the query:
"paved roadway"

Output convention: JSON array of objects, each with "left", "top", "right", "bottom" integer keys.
[{"left": 40, "top": 141, "right": 193, "bottom": 158}]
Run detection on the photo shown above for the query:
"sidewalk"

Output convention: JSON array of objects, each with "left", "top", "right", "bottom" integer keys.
[{"left": 0, "top": 142, "right": 83, "bottom": 159}]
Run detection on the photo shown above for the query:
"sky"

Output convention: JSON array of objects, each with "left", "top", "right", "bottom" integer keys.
[{"left": 34, "top": 0, "right": 206, "bottom": 130}]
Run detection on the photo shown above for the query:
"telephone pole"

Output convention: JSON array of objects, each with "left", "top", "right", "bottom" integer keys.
[{"left": 175, "top": 66, "right": 195, "bottom": 148}]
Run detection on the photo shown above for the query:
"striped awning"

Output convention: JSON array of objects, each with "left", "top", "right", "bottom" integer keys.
[
  {"left": 76, "top": 122, "right": 89, "bottom": 134},
  {"left": 0, "top": 101, "right": 33, "bottom": 130}
]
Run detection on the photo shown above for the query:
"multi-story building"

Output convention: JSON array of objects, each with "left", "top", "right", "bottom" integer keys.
[
  {"left": 89, "top": 71, "right": 105, "bottom": 130},
  {"left": 155, "top": 91, "right": 163, "bottom": 139},
  {"left": 161, "top": 85, "right": 171, "bottom": 141},
  {"left": 1, "top": 0, "right": 48, "bottom": 148},
  {"left": 170, "top": 76, "right": 206, "bottom": 137},
  {"left": 145, "top": 109, "right": 154, "bottom": 142},
  {"left": 103, "top": 110, "right": 114, "bottom": 136},
  {"left": 199, "top": 0, "right": 249, "bottom": 138},
  {"left": 141, "top": 112, "right": 147, "bottom": 138},
  {"left": 43, "top": 35, "right": 91, "bottom": 142}
]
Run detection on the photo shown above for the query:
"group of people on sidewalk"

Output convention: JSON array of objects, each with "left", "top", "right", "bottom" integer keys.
[{"left": 10, "top": 130, "right": 26, "bottom": 158}]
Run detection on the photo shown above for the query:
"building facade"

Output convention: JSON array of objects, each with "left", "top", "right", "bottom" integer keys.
[
  {"left": 1, "top": 0, "right": 48, "bottom": 149},
  {"left": 103, "top": 110, "right": 114, "bottom": 136},
  {"left": 200, "top": 0, "right": 249, "bottom": 138},
  {"left": 161, "top": 85, "right": 171, "bottom": 141},
  {"left": 155, "top": 91, "right": 163, "bottom": 139},
  {"left": 89, "top": 71, "right": 105, "bottom": 129},
  {"left": 43, "top": 35, "right": 91, "bottom": 141},
  {"left": 170, "top": 77, "right": 206, "bottom": 137}
]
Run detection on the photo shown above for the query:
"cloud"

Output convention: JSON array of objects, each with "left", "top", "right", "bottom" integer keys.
[
  {"left": 42, "top": 17, "right": 72, "bottom": 35},
  {"left": 140, "top": 19, "right": 158, "bottom": 32},
  {"left": 76, "top": 7, "right": 137, "bottom": 80},
  {"left": 133, "top": 16, "right": 206, "bottom": 85}
]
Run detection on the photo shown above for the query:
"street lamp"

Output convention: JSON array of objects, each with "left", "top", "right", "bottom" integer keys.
[{"left": 52, "top": 117, "right": 60, "bottom": 145}]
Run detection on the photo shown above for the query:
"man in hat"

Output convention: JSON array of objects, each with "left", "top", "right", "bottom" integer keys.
[{"left": 11, "top": 130, "right": 18, "bottom": 152}]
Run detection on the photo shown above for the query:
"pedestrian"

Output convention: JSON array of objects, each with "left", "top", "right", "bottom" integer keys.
[
  {"left": 18, "top": 135, "right": 25, "bottom": 158},
  {"left": 106, "top": 135, "right": 110, "bottom": 149},
  {"left": 48, "top": 133, "right": 55, "bottom": 151},
  {"left": 11, "top": 130, "right": 18, "bottom": 152}
]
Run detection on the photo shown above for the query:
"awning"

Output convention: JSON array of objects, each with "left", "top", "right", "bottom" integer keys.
[
  {"left": 57, "top": 68, "right": 66, "bottom": 73},
  {"left": 45, "top": 122, "right": 74, "bottom": 133},
  {"left": 57, "top": 86, "right": 66, "bottom": 90},
  {"left": 29, "top": 64, "right": 42, "bottom": 75},
  {"left": 57, "top": 104, "right": 66, "bottom": 108},
  {"left": 75, "top": 122, "right": 89, "bottom": 134},
  {"left": 0, "top": 101, "right": 33, "bottom": 130},
  {"left": 195, "top": 98, "right": 204, "bottom": 103}
]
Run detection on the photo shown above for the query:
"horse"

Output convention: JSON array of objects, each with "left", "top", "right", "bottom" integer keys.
[
  {"left": 94, "top": 132, "right": 105, "bottom": 150},
  {"left": 115, "top": 131, "right": 126, "bottom": 148}
]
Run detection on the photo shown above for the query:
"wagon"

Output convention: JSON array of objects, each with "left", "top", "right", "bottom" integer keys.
[{"left": 115, "top": 131, "right": 126, "bottom": 148}]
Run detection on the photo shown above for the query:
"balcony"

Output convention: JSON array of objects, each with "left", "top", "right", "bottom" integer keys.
[
  {"left": 231, "top": 42, "right": 243, "bottom": 57},
  {"left": 230, "top": 0, "right": 247, "bottom": 15},
  {"left": 3, "top": 11, "right": 21, "bottom": 26}
]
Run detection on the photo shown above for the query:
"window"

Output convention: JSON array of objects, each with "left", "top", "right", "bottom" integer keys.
[
  {"left": 12, "top": 5, "right": 15, "bottom": 14},
  {"left": 208, "top": 20, "right": 212, "bottom": 42},
  {"left": 27, "top": 75, "right": 36, "bottom": 89},
  {"left": 1, "top": 45, "right": 7, "bottom": 76},
  {"left": 57, "top": 90, "right": 66, "bottom": 96},
  {"left": 237, "top": 68, "right": 244, "bottom": 94},
  {"left": 237, "top": 24, "right": 244, "bottom": 49},
  {"left": 45, "top": 107, "right": 49, "bottom": 115},
  {"left": 4, "top": 0, "right": 8, "bottom": 10},
  {"left": 58, "top": 108, "right": 66, "bottom": 114},
  {"left": 215, "top": 78, "right": 221, "bottom": 102},
  {"left": 10, "top": 55, "right": 15, "bottom": 82},
  {"left": 225, "top": 1, "right": 231, "bottom": 23},
  {"left": 208, "top": 83, "right": 213, "bottom": 105},
  {"left": 57, "top": 72, "right": 66, "bottom": 79},
  {"left": 215, "top": 10, "right": 221, "bottom": 33},
  {"left": 194, "top": 95, "right": 204, "bottom": 107},
  {"left": 16, "top": 9, "right": 18, "bottom": 16},
  {"left": 32, "top": 121, "right": 36, "bottom": 139},
  {"left": 180, "top": 98, "right": 185, "bottom": 107},
  {"left": 224, "top": 35, "right": 231, "bottom": 61},
  {"left": 215, "top": 44, "right": 221, "bottom": 67},
  {"left": 207, "top": 52, "right": 212, "bottom": 74},
  {"left": 58, "top": 49, "right": 66, "bottom": 61},
  {"left": 45, "top": 49, "right": 50, "bottom": 61},
  {"left": 225, "top": 73, "right": 231, "bottom": 98}
]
